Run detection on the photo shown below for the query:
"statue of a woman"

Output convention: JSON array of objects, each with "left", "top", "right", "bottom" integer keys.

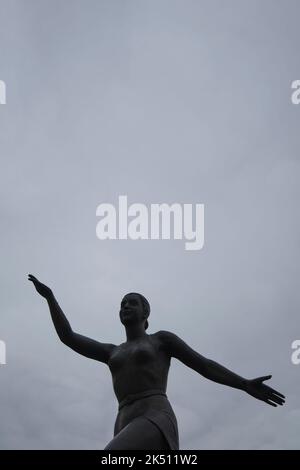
[{"left": 28, "top": 274, "right": 285, "bottom": 450}]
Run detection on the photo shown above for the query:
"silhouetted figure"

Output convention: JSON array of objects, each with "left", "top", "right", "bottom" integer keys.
[{"left": 28, "top": 274, "right": 285, "bottom": 450}]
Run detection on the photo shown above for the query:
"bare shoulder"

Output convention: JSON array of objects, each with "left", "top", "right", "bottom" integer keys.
[
  {"left": 151, "top": 330, "right": 181, "bottom": 351},
  {"left": 154, "top": 330, "right": 180, "bottom": 340}
]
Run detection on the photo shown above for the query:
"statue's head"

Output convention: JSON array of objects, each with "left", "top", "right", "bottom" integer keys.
[{"left": 119, "top": 293, "right": 150, "bottom": 330}]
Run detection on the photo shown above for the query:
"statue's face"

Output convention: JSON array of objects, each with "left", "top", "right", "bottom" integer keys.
[{"left": 119, "top": 293, "right": 145, "bottom": 327}]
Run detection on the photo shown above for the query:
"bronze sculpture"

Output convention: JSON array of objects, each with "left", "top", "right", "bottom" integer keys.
[{"left": 28, "top": 274, "right": 285, "bottom": 450}]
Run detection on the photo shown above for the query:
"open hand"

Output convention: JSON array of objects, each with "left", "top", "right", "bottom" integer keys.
[
  {"left": 28, "top": 274, "right": 53, "bottom": 299},
  {"left": 245, "top": 375, "right": 285, "bottom": 407}
]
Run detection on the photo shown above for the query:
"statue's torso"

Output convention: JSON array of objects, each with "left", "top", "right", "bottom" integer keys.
[{"left": 108, "top": 333, "right": 170, "bottom": 402}]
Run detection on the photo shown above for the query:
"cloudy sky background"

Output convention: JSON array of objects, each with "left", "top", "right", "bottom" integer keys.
[{"left": 0, "top": 0, "right": 300, "bottom": 449}]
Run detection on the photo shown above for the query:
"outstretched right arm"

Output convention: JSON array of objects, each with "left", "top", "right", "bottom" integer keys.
[{"left": 28, "top": 274, "right": 116, "bottom": 364}]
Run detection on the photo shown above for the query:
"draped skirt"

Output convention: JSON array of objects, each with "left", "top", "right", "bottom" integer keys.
[{"left": 114, "top": 389, "right": 179, "bottom": 450}]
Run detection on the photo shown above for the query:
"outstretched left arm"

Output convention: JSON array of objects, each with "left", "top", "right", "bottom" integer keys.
[{"left": 158, "top": 330, "right": 285, "bottom": 407}]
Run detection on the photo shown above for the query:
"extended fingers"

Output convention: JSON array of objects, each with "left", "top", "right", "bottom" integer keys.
[
  {"left": 270, "top": 393, "right": 285, "bottom": 405},
  {"left": 264, "top": 399, "right": 278, "bottom": 407},
  {"left": 264, "top": 385, "right": 285, "bottom": 399},
  {"left": 263, "top": 392, "right": 285, "bottom": 406}
]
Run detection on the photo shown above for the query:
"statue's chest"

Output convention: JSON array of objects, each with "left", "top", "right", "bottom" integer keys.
[{"left": 108, "top": 341, "right": 157, "bottom": 372}]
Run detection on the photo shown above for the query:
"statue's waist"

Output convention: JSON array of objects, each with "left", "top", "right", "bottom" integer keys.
[{"left": 118, "top": 389, "right": 167, "bottom": 411}]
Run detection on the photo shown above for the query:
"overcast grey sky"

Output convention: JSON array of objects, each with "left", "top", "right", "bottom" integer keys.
[{"left": 0, "top": 0, "right": 300, "bottom": 449}]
